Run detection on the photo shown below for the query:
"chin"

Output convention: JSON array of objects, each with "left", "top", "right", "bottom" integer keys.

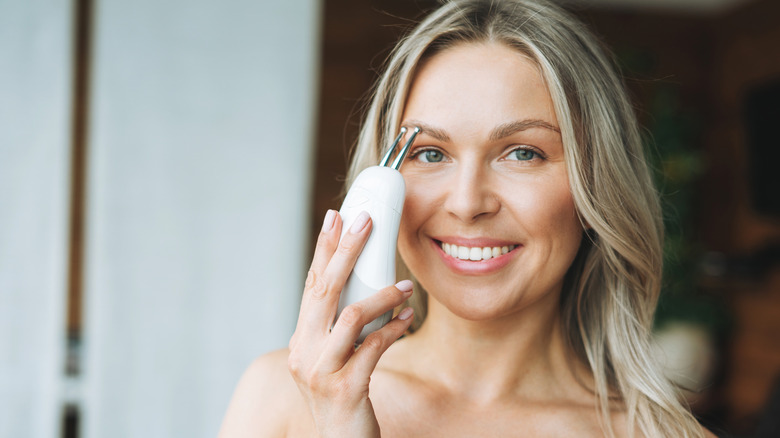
[
  {"left": 426, "top": 285, "right": 523, "bottom": 321},
  {"left": 419, "top": 276, "right": 566, "bottom": 324}
]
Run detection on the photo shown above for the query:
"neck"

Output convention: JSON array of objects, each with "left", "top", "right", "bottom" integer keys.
[{"left": 406, "top": 291, "right": 588, "bottom": 404}]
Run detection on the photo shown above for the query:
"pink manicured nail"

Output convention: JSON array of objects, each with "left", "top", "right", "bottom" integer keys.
[
  {"left": 321, "top": 210, "right": 336, "bottom": 232},
  {"left": 395, "top": 279, "right": 413, "bottom": 293},
  {"left": 349, "top": 211, "right": 370, "bottom": 234},
  {"left": 398, "top": 307, "right": 414, "bottom": 320}
]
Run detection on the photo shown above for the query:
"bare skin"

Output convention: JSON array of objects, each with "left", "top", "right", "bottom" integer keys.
[{"left": 218, "top": 42, "right": 716, "bottom": 438}]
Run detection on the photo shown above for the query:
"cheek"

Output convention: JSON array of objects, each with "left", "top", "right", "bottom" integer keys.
[
  {"left": 505, "top": 177, "right": 582, "bottom": 246},
  {"left": 397, "top": 174, "right": 446, "bottom": 262},
  {"left": 526, "top": 188, "right": 577, "bottom": 227},
  {"left": 398, "top": 185, "right": 431, "bottom": 250}
]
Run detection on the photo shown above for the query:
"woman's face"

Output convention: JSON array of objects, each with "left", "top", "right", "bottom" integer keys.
[{"left": 398, "top": 42, "right": 583, "bottom": 321}]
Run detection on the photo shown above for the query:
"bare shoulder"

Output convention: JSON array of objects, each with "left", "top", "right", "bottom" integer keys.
[{"left": 218, "top": 348, "right": 306, "bottom": 438}]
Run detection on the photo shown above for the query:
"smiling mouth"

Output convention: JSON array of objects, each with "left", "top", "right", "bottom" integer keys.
[{"left": 436, "top": 240, "right": 519, "bottom": 261}]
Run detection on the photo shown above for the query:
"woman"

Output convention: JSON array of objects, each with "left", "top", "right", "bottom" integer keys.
[{"left": 219, "top": 1, "right": 716, "bottom": 436}]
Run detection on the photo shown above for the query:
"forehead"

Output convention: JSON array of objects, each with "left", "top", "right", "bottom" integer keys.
[{"left": 402, "top": 42, "right": 558, "bottom": 132}]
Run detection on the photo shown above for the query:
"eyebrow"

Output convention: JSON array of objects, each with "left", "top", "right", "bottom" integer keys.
[
  {"left": 402, "top": 119, "right": 560, "bottom": 143},
  {"left": 489, "top": 119, "right": 561, "bottom": 140},
  {"left": 402, "top": 121, "right": 451, "bottom": 142}
]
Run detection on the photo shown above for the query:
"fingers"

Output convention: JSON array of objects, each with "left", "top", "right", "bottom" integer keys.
[
  {"left": 294, "top": 209, "right": 342, "bottom": 339},
  {"left": 287, "top": 207, "right": 414, "bottom": 436},
  {"left": 318, "top": 211, "right": 371, "bottom": 298},
  {"left": 297, "top": 210, "right": 372, "bottom": 336},
  {"left": 348, "top": 306, "right": 414, "bottom": 377},
  {"left": 308, "top": 209, "right": 340, "bottom": 276},
  {"left": 321, "top": 280, "right": 414, "bottom": 370}
]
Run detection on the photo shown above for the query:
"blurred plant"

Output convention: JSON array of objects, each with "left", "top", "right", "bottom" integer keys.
[
  {"left": 643, "top": 84, "right": 730, "bottom": 336},
  {"left": 615, "top": 47, "right": 729, "bottom": 336}
]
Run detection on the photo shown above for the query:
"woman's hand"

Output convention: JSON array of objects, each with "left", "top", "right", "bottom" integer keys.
[{"left": 288, "top": 209, "right": 414, "bottom": 438}]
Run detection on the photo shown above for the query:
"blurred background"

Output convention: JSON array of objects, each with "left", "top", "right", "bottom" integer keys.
[{"left": 1, "top": 0, "right": 778, "bottom": 437}]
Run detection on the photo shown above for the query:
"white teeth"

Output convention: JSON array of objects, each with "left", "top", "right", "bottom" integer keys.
[{"left": 441, "top": 242, "right": 517, "bottom": 261}]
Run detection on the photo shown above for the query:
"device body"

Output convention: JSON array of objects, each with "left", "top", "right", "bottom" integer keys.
[{"left": 336, "top": 166, "right": 406, "bottom": 343}]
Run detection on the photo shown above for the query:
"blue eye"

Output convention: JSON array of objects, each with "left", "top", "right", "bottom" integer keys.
[
  {"left": 416, "top": 149, "right": 445, "bottom": 163},
  {"left": 509, "top": 148, "right": 538, "bottom": 161}
]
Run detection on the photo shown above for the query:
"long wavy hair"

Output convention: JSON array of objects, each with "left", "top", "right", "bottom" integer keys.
[{"left": 344, "top": 1, "right": 704, "bottom": 437}]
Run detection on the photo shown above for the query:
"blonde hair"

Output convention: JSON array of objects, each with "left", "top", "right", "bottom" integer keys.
[{"left": 346, "top": 1, "right": 705, "bottom": 437}]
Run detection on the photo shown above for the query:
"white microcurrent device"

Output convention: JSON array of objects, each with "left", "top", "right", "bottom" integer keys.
[{"left": 335, "top": 126, "right": 420, "bottom": 343}]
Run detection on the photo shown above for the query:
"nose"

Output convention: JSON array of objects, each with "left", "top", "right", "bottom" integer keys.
[{"left": 443, "top": 162, "right": 501, "bottom": 223}]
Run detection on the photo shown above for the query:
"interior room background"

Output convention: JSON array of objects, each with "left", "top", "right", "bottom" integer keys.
[{"left": 1, "top": 0, "right": 778, "bottom": 437}]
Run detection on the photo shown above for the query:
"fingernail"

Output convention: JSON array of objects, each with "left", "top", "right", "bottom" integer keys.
[
  {"left": 398, "top": 307, "right": 414, "bottom": 320},
  {"left": 349, "top": 211, "right": 370, "bottom": 234},
  {"left": 321, "top": 210, "right": 336, "bottom": 232},
  {"left": 395, "top": 279, "right": 413, "bottom": 293}
]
